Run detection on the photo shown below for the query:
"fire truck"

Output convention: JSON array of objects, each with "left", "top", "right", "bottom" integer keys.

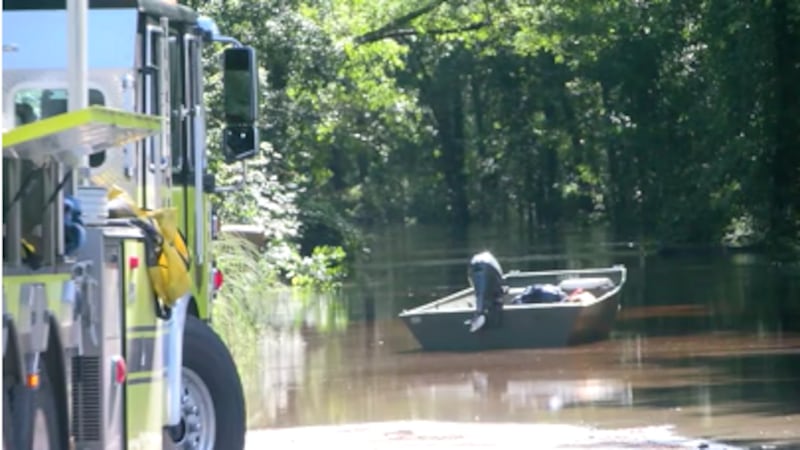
[{"left": 3, "top": 0, "right": 259, "bottom": 448}]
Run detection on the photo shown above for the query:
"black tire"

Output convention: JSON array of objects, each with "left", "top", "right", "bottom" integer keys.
[
  {"left": 9, "top": 364, "right": 61, "bottom": 450},
  {"left": 3, "top": 384, "right": 13, "bottom": 450},
  {"left": 182, "top": 315, "right": 246, "bottom": 450}
]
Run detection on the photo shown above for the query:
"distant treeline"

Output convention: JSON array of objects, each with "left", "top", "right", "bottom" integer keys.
[{"left": 193, "top": 0, "right": 800, "bottom": 255}]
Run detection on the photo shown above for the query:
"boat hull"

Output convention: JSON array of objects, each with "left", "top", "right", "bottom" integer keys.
[
  {"left": 399, "top": 264, "right": 627, "bottom": 352},
  {"left": 401, "top": 294, "right": 620, "bottom": 352}
]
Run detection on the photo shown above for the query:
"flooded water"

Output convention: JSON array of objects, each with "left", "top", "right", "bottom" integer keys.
[{"left": 243, "top": 225, "right": 800, "bottom": 449}]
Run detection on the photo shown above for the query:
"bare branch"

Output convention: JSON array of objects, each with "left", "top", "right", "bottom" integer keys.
[
  {"left": 354, "top": 0, "right": 449, "bottom": 44},
  {"left": 361, "top": 21, "right": 491, "bottom": 43}
]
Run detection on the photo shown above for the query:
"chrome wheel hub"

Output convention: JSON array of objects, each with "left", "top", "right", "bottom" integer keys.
[{"left": 178, "top": 368, "right": 216, "bottom": 450}]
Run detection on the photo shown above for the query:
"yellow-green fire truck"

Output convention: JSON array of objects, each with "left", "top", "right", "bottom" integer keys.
[{"left": 3, "top": 0, "right": 260, "bottom": 448}]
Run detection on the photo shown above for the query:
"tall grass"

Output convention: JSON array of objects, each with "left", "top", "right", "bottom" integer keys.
[
  {"left": 209, "top": 234, "right": 275, "bottom": 429},
  {"left": 209, "top": 233, "right": 350, "bottom": 427}
]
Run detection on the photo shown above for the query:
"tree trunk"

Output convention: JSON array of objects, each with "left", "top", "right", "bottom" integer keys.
[{"left": 423, "top": 51, "right": 471, "bottom": 227}]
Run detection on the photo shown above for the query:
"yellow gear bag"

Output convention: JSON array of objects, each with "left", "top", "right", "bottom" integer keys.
[
  {"left": 145, "top": 210, "right": 192, "bottom": 306},
  {"left": 105, "top": 185, "right": 192, "bottom": 307}
]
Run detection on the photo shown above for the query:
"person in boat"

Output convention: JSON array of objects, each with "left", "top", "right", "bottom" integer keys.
[{"left": 466, "top": 251, "right": 507, "bottom": 332}]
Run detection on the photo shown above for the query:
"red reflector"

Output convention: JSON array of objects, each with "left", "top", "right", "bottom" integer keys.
[
  {"left": 129, "top": 256, "right": 139, "bottom": 270},
  {"left": 113, "top": 356, "right": 127, "bottom": 384},
  {"left": 213, "top": 269, "right": 224, "bottom": 291}
]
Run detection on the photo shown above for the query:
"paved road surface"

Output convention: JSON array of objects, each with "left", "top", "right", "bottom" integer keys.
[{"left": 246, "top": 421, "right": 744, "bottom": 449}]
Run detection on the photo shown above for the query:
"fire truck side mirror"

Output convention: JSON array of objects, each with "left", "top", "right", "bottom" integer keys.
[
  {"left": 222, "top": 46, "right": 259, "bottom": 163},
  {"left": 222, "top": 125, "right": 258, "bottom": 164}
]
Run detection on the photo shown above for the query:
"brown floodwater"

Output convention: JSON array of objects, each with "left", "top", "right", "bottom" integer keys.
[
  {"left": 244, "top": 318, "right": 799, "bottom": 448},
  {"left": 243, "top": 225, "right": 800, "bottom": 449}
]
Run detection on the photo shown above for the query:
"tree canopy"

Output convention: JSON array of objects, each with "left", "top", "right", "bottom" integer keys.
[{"left": 191, "top": 0, "right": 800, "bottom": 256}]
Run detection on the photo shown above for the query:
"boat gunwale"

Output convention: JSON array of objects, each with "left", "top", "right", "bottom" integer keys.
[{"left": 399, "top": 265, "right": 627, "bottom": 317}]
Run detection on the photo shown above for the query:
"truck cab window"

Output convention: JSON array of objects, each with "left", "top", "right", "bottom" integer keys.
[
  {"left": 13, "top": 88, "right": 108, "bottom": 167},
  {"left": 170, "top": 34, "right": 185, "bottom": 172},
  {"left": 15, "top": 102, "right": 37, "bottom": 124}
]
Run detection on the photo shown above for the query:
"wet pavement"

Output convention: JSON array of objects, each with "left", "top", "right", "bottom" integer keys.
[{"left": 246, "top": 421, "right": 743, "bottom": 449}]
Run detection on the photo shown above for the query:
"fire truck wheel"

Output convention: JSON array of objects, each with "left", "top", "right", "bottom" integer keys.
[
  {"left": 182, "top": 315, "right": 246, "bottom": 450},
  {"left": 3, "top": 385, "right": 12, "bottom": 450},
  {"left": 9, "top": 364, "right": 61, "bottom": 450}
]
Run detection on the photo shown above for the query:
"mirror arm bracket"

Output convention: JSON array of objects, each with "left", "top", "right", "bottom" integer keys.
[
  {"left": 214, "top": 35, "right": 242, "bottom": 48},
  {"left": 197, "top": 16, "right": 243, "bottom": 48}
]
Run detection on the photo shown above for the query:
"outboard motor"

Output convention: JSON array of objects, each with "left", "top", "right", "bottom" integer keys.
[{"left": 466, "top": 251, "right": 505, "bottom": 332}]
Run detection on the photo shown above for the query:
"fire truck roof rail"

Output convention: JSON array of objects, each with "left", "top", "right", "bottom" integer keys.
[
  {"left": 3, "top": 0, "right": 199, "bottom": 25},
  {"left": 2, "top": 105, "right": 161, "bottom": 166}
]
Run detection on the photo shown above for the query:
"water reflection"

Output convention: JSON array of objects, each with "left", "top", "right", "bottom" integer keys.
[
  {"left": 253, "top": 287, "right": 350, "bottom": 332},
  {"left": 406, "top": 373, "right": 633, "bottom": 413},
  {"left": 502, "top": 378, "right": 633, "bottom": 411},
  {"left": 240, "top": 287, "right": 350, "bottom": 427},
  {"left": 249, "top": 328, "right": 305, "bottom": 426},
  {"left": 246, "top": 313, "right": 800, "bottom": 446}
]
